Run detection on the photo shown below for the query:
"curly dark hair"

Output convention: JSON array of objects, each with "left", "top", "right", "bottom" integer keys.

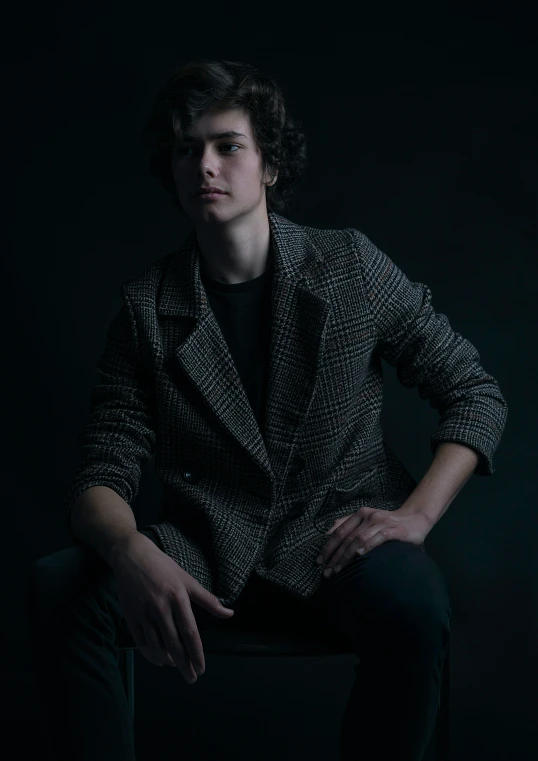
[{"left": 140, "top": 59, "right": 308, "bottom": 215}]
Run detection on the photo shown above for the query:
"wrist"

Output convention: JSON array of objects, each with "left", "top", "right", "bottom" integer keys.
[{"left": 108, "top": 530, "right": 140, "bottom": 570}]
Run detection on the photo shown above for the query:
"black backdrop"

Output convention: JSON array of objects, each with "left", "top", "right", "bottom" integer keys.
[{"left": 4, "top": 2, "right": 536, "bottom": 759}]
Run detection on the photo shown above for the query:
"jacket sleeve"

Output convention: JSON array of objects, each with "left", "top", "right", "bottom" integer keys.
[
  {"left": 351, "top": 228, "right": 508, "bottom": 476},
  {"left": 62, "top": 291, "right": 157, "bottom": 543}
]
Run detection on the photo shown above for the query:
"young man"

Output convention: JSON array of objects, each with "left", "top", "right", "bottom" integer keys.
[{"left": 30, "top": 61, "right": 507, "bottom": 761}]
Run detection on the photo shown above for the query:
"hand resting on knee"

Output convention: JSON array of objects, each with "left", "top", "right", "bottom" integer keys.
[{"left": 110, "top": 532, "right": 235, "bottom": 684}]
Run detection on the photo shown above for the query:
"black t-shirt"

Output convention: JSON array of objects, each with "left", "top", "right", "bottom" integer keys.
[{"left": 199, "top": 253, "right": 274, "bottom": 441}]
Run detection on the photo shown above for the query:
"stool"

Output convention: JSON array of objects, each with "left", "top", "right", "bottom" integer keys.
[{"left": 116, "top": 615, "right": 450, "bottom": 760}]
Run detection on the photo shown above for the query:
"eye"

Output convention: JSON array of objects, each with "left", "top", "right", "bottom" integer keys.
[{"left": 175, "top": 144, "right": 240, "bottom": 156}]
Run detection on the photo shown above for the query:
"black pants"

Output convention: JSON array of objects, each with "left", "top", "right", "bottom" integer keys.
[{"left": 25, "top": 529, "right": 451, "bottom": 761}]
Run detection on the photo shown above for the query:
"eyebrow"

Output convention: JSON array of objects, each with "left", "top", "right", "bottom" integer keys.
[{"left": 180, "top": 131, "right": 248, "bottom": 143}]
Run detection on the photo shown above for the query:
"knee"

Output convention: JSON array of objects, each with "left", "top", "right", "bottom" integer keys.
[
  {"left": 402, "top": 595, "right": 451, "bottom": 635},
  {"left": 370, "top": 546, "right": 451, "bottom": 655},
  {"left": 384, "top": 592, "right": 451, "bottom": 662},
  {"left": 24, "top": 546, "right": 108, "bottom": 621}
]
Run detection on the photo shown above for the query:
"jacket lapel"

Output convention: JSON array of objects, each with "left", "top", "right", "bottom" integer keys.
[{"left": 154, "top": 212, "right": 331, "bottom": 487}]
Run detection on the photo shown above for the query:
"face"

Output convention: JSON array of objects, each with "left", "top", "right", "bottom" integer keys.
[{"left": 170, "top": 106, "right": 276, "bottom": 224}]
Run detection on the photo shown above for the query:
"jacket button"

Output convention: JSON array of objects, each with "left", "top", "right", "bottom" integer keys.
[
  {"left": 288, "top": 454, "right": 305, "bottom": 476},
  {"left": 182, "top": 470, "right": 200, "bottom": 484},
  {"left": 288, "top": 500, "right": 307, "bottom": 519}
]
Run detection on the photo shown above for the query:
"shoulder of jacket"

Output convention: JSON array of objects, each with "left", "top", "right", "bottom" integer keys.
[
  {"left": 304, "top": 222, "right": 373, "bottom": 252},
  {"left": 119, "top": 249, "right": 175, "bottom": 294}
]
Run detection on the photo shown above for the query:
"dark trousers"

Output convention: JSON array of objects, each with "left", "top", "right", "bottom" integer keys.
[{"left": 25, "top": 530, "right": 451, "bottom": 761}]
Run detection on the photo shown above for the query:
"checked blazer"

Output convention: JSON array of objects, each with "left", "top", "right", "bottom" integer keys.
[{"left": 63, "top": 212, "right": 508, "bottom": 607}]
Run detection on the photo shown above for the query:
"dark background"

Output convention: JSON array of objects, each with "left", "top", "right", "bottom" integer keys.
[{"left": 4, "top": 2, "right": 536, "bottom": 759}]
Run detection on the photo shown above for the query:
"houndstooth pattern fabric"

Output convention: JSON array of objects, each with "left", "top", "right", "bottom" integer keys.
[{"left": 63, "top": 212, "right": 508, "bottom": 607}]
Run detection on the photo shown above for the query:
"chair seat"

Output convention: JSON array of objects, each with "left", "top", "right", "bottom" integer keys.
[{"left": 116, "top": 616, "right": 356, "bottom": 657}]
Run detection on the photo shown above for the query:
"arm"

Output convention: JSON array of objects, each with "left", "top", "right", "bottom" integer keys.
[
  {"left": 69, "top": 485, "right": 139, "bottom": 568},
  {"left": 396, "top": 441, "right": 479, "bottom": 527},
  {"left": 63, "top": 294, "right": 157, "bottom": 554},
  {"left": 352, "top": 228, "right": 508, "bottom": 476}
]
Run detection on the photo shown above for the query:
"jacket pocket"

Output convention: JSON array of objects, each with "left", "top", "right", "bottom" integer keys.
[{"left": 313, "top": 455, "right": 380, "bottom": 531}]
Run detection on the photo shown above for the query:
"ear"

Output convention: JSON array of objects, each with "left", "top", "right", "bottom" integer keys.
[{"left": 265, "top": 169, "right": 278, "bottom": 187}]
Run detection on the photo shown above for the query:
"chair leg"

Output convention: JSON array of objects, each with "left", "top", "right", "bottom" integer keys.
[
  {"left": 118, "top": 649, "right": 135, "bottom": 719},
  {"left": 435, "top": 643, "right": 450, "bottom": 761}
]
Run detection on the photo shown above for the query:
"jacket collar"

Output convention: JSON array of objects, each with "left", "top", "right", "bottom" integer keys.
[
  {"left": 156, "top": 212, "right": 323, "bottom": 318},
  {"left": 128, "top": 212, "right": 332, "bottom": 494}
]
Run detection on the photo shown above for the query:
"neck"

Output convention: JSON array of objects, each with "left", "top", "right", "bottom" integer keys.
[{"left": 195, "top": 211, "right": 273, "bottom": 285}]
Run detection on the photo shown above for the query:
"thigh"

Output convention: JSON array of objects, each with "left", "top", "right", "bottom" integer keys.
[
  {"left": 192, "top": 571, "right": 318, "bottom": 634},
  {"left": 26, "top": 527, "right": 160, "bottom": 630},
  {"left": 26, "top": 544, "right": 116, "bottom": 629},
  {"left": 306, "top": 539, "right": 452, "bottom": 653}
]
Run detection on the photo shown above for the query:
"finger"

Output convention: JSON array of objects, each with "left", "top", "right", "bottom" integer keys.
[
  {"left": 159, "top": 648, "right": 178, "bottom": 668},
  {"left": 140, "top": 620, "right": 182, "bottom": 669},
  {"left": 332, "top": 527, "right": 393, "bottom": 571},
  {"left": 164, "top": 651, "right": 177, "bottom": 667},
  {"left": 167, "top": 594, "right": 206, "bottom": 678},
  {"left": 146, "top": 608, "right": 198, "bottom": 682},
  {"left": 317, "top": 536, "right": 344, "bottom": 566},
  {"left": 325, "top": 516, "right": 347, "bottom": 536},
  {"left": 325, "top": 515, "right": 351, "bottom": 535},
  {"left": 333, "top": 546, "right": 364, "bottom": 573},
  {"left": 323, "top": 525, "right": 361, "bottom": 565},
  {"left": 138, "top": 644, "right": 170, "bottom": 667},
  {"left": 140, "top": 619, "right": 166, "bottom": 654},
  {"left": 324, "top": 534, "right": 359, "bottom": 572},
  {"left": 318, "top": 513, "right": 363, "bottom": 564}
]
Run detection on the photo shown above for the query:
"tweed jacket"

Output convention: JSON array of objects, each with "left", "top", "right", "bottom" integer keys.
[{"left": 63, "top": 211, "right": 508, "bottom": 607}]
